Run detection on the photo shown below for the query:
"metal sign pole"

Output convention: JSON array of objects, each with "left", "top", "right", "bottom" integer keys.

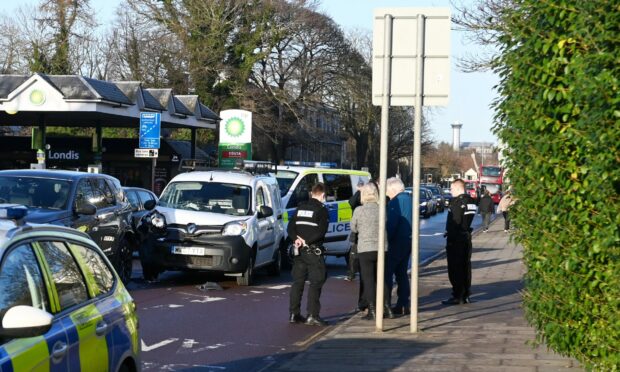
[
  {"left": 410, "top": 14, "right": 426, "bottom": 333},
  {"left": 376, "top": 14, "right": 393, "bottom": 332}
]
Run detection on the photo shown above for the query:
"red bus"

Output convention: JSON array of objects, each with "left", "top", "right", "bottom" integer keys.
[{"left": 478, "top": 165, "right": 503, "bottom": 203}]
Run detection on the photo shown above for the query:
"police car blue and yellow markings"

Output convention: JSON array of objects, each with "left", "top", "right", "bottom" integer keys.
[
  {"left": 69, "top": 303, "right": 109, "bottom": 370},
  {"left": 1, "top": 334, "right": 49, "bottom": 372}
]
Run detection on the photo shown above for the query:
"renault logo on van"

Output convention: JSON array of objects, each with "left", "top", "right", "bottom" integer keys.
[{"left": 186, "top": 223, "right": 197, "bottom": 234}]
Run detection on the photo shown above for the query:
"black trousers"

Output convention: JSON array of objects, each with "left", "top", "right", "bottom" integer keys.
[
  {"left": 446, "top": 237, "right": 472, "bottom": 300},
  {"left": 358, "top": 251, "right": 379, "bottom": 306},
  {"left": 348, "top": 244, "right": 367, "bottom": 309},
  {"left": 385, "top": 248, "right": 411, "bottom": 308},
  {"left": 502, "top": 211, "right": 510, "bottom": 230},
  {"left": 289, "top": 250, "right": 327, "bottom": 317}
]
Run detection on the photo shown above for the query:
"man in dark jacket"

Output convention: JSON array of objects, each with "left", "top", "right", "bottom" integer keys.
[
  {"left": 443, "top": 179, "right": 477, "bottom": 305},
  {"left": 385, "top": 177, "right": 412, "bottom": 317},
  {"left": 288, "top": 183, "right": 330, "bottom": 326},
  {"left": 478, "top": 189, "right": 494, "bottom": 232}
]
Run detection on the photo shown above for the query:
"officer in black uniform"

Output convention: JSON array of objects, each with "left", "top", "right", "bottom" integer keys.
[
  {"left": 443, "top": 179, "right": 477, "bottom": 305},
  {"left": 288, "top": 183, "right": 330, "bottom": 326}
]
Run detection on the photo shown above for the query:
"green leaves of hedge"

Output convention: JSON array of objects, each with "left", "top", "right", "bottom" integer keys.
[{"left": 491, "top": 1, "right": 619, "bottom": 369}]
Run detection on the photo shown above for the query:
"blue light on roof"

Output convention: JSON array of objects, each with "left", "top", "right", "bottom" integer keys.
[{"left": 0, "top": 204, "right": 29, "bottom": 220}]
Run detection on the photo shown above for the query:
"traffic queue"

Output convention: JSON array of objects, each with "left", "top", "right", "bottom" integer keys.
[{"left": 0, "top": 163, "right": 371, "bottom": 370}]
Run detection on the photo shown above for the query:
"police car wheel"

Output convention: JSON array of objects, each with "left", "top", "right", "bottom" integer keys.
[
  {"left": 115, "top": 237, "right": 133, "bottom": 284},
  {"left": 267, "top": 248, "right": 281, "bottom": 276},
  {"left": 237, "top": 256, "right": 254, "bottom": 286}
]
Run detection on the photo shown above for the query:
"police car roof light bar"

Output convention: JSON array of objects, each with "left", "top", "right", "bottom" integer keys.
[
  {"left": 242, "top": 160, "right": 276, "bottom": 175},
  {"left": 0, "top": 204, "right": 29, "bottom": 224}
]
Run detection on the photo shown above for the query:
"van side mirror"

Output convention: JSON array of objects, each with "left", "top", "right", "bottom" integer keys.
[
  {"left": 144, "top": 199, "right": 156, "bottom": 211},
  {"left": 258, "top": 205, "right": 273, "bottom": 218}
]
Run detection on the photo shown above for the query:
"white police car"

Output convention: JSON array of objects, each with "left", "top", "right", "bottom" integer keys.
[
  {"left": 140, "top": 164, "right": 285, "bottom": 286},
  {"left": 0, "top": 205, "right": 140, "bottom": 371}
]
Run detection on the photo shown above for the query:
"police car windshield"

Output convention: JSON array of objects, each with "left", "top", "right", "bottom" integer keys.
[
  {"left": 159, "top": 181, "right": 251, "bottom": 216},
  {"left": 274, "top": 170, "right": 298, "bottom": 197},
  {"left": 0, "top": 176, "right": 71, "bottom": 210}
]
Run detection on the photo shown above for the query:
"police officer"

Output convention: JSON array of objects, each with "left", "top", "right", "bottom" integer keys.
[
  {"left": 288, "top": 182, "right": 330, "bottom": 326},
  {"left": 443, "top": 179, "right": 477, "bottom": 305}
]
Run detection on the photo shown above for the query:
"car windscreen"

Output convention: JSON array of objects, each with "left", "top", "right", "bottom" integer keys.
[
  {"left": 0, "top": 176, "right": 72, "bottom": 210},
  {"left": 158, "top": 181, "right": 251, "bottom": 216},
  {"left": 274, "top": 170, "right": 298, "bottom": 197},
  {"left": 481, "top": 167, "right": 501, "bottom": 177},
  {"left": 480, "top": 183, "right": 501, "bottom": 194}
]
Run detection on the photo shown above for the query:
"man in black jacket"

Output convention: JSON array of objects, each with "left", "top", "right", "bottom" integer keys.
[
  {"left": 288, "top": 183, "right": 330, "bottom": 326},
  {"left": 443, "top": 179, "right": 477, "bottom": 305}
]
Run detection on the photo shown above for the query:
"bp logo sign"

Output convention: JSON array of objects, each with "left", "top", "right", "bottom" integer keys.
[
  {"left": 225, "top": 117, "right": 245, "bottom": 138},
  {"left": 29, "top": 89, "right": 46, "bottom": 105}
]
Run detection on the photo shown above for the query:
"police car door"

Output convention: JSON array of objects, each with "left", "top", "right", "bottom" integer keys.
[
  {"left": 36, "top": 241, "right": 110, "bottom": 370},
  {"left": 0, "top": 243, "right": 69, "bottom": 371},
  {"left": 254, "top": 184, "right": 276, "bottom": 266},
  {"left": 321, "top": 173, "right": 354, "bottom": 255},
  {"left": 67, "top": 241, "right": 135, "bottom": 372}
]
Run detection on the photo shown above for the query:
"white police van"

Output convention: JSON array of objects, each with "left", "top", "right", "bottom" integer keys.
[
  {"left": 140, "top": 162, "right": 286, "bottom": 285},
  {"left": 273, "top": 165, "right": 371, "bottom": 261}
]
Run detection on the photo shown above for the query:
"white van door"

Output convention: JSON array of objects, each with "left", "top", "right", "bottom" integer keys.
[{"left": 255, "top": 184, "right": 276, "bottom": 265}]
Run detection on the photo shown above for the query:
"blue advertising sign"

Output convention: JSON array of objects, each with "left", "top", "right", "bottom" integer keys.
[{"left": 139, "top": 112, "right": 161, "bottom": 149}]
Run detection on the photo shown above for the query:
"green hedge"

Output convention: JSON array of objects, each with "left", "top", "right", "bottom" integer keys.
[{"left": 492, "top": 1, "right": 619, "bottom": 369}]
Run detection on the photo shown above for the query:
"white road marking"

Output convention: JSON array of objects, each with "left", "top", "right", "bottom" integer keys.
[
  {"left": 420, "top": 232, "right": 445, "bottom": 237},
  {"left": 141, "top": 338, "right": 179, "bottom": 352},
  {"left": 169, "top": 304, "right": 184, "bottom": 308},
  {"left": 190, "top": 296, "right": 225, "bottom": 303},
  {"left": 250, "top": 290, "right": 264, "bottom": 294},
  {"left": 192, "top": 342, "right": 234, "bottom": 353},
  {"left": 182, "top": 339, "right": 199, "bottom": 349},
  {"left": 266, "top": 284, "right": 290, "bottom": 290}
]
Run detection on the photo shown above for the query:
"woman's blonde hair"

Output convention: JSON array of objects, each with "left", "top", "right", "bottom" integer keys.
[{"left": 360, "top": 183, "right": 379, "bottom": 204}]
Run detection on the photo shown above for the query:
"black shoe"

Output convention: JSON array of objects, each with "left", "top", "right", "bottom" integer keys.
[
  {"left": 383, "top": 305, "right": 395, "bottom": 319},
  {"left": 289, "top": 313, "right": 306, "bottom": 324},
  {"left": 305, "top": 315, "right": 328, "bottom": 326},
  {"left": 391, "top": 305, "right": 411, "bottom": 316},
  {"left": 353, "top": 306, "right": 368, "bottom": 313},
  {"left": 462, "top": 297, "right": 472, "bottom": 304},
  {"left": 441, "top": 297, "right": 464, "bottom": 305}
]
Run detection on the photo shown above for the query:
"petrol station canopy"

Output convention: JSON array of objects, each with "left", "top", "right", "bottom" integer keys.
[{"left": 0, "top": 73, "right": 220, "bottom": 129}]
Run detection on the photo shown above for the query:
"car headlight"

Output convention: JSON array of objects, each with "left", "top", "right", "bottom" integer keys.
[
  {"left": 420, "top": 202, "right": 427, "bottom": 206},
  {"left": 150, "top": 212, "right": 166, "bottom": 229},
  {"left": 222, "top": 221, "right": 247, "bottom": 236}
]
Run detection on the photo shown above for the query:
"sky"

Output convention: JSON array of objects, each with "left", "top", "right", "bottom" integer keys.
[{"left": 1, "top": 0, "right": 499, "bottom": 145}]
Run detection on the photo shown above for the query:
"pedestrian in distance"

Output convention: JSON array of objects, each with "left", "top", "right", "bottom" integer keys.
[
  {"left": 350, "top": 183, "right": 387, "bottom": 320},
  {"left": 442, "top": 179, "right": 477, "bottom": 305},
  {"left": 288, "top": 183, "right": 330, "bottom": 326},
  {"left": 385, "top": 177, "right": 413, "bottom": 318},
  {"left": 478, "top": 189, "right": 494, "bottom": 232},
  {"left": 497, "top": 190, "right": 515, "bottom": 232}
]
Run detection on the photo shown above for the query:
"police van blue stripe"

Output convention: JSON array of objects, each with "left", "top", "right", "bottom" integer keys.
[
  {"left": 0, "top": 346, "right": 15, "bottom": 372},
  {"left": 95, "top": 296, "right": 127, "bottom": 371}
]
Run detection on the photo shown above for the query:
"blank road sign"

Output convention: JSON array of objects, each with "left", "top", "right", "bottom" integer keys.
[{"left": 372, "top": 8, "right": 451, "bottom": 107}]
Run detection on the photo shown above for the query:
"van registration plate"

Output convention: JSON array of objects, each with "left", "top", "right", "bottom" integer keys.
[{"left": 172, "top": 246, "right": 205, "bottom": 256}]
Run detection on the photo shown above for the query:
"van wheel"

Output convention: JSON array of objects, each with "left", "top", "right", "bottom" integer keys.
[
  {"left": 114, "top": 237, "right": 133, "bottom": 284},
  {"left": 237, "top": 256, "right": 254, "bottom": 286},
  {"left": 267, "top": 248, "right": 281, "bottom": 276}
]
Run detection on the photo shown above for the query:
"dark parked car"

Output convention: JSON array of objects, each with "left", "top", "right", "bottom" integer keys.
[
  {"left": 0, "top": 169, "right": 134, "bottom": 283},
  {"left": 421, "top": 184, "right": 446, "bottom": 212},
  {"left": 123, "top": 187, "right": 157, "bottom": 255},
  {"left": 442, "top": 188, "right": 453, "bottom": 207},
  {"left": 405, "top": 187, "right": 437, "bottom": 218}
]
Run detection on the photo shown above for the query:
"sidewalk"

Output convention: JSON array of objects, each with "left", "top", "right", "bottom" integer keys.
[{"left": 274, "top": 218, "right": 582, "bottom": 371}]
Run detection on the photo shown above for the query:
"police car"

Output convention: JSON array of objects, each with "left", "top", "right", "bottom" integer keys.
[
  {"left": 0, "top": 205, "right": 140, "bottom": 371},
  {"left": 140, "top": 163, "right": 286, "bottom": 285},
  {"left": 272, "top": 166, "right": 371, "bottom": 260}
]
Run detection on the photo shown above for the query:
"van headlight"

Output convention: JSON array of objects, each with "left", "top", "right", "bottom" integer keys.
[
  {"left": 150, "top": 212, "right": 167, "bottom": 229},
  {"left": 222, "top": 221, "right": 247, "bottom": 236},
  {"left": 420, "top": 202, "right": 427, "bottom": 206}
]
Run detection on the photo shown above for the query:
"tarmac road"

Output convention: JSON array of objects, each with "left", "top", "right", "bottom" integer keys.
[{"left": 127, "top": 210, "right": 486, "bottom": 371}]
